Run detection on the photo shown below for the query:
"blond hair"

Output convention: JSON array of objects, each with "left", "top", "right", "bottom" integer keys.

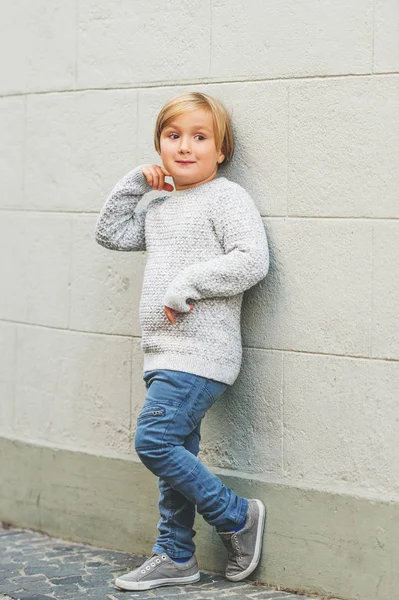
[{"left": 154, "top": 92, "right": 234, "bottom": 166}]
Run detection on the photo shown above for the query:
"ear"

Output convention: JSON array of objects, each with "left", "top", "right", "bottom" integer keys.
[{"left": 217, "top": 149, "right": 226, "bottom": 164}]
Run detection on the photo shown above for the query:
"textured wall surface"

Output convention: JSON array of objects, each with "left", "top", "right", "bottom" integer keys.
[{"left": 1, "top": 0, "right": 398, "bottom": 508}]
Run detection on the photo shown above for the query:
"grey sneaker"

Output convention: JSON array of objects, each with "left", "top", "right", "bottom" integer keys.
[
  {"left": 114, "top": 552, "right": 200, "bottom": 591},
  {"left": 217, "top": 499, "right": 266, "bottom": 582}
]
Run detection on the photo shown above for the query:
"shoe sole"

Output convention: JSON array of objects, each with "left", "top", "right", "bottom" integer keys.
[
  {"left": 226, "top": 499, "right": 266, "bottom": 582},
  {"left": 114, "top": 571, "right": 200, "bottom": 591}
]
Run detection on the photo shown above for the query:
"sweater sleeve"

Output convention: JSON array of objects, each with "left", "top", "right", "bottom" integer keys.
[
  {"left": 94, "top": 165, "right": 154, "bottom": 252},
  {"left": 163, "top": 185, "right": 270, "bottom": 312}
]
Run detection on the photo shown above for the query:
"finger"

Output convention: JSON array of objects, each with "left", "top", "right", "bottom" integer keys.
[
  {"left": 155, "top": 167, "right": 165, "bottom": 190},
  {"left": 160, "top": 165, "right": 171, "bottom": 177},
  {"left": 152, "top": 171, "right": 159, "bottom": 190},
  {"left": 142, "top": 167, "right": 152, "bottom": 186},
  {"left": 163, "top": 182, "right": 174, "bottom": 192},
  {"left": 164, "top": 306, "right": 174, "bottom": 324}
]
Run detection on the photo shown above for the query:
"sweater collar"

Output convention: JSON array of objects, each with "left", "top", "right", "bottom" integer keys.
[{"left": 170, "top": 176, "right": 226, "bottom": 196}]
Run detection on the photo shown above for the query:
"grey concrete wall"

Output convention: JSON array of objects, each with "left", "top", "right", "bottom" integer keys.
[{"left": 1, "top": 1, "right": 398, "bottom": 598}]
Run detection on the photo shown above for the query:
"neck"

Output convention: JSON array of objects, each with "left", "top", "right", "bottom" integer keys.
[
  {"left": 173, "top": 168, "right": 218, "bottom": 191},
  {"left": 171, "top": 174, "right": 224, "bottom": 196}
]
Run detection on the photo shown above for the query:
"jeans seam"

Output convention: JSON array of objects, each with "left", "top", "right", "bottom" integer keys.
[{"left": 167, "top": 511, "right": 176, "bottom": 558}]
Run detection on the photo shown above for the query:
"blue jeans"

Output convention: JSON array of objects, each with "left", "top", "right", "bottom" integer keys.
[{"left": 134, "top": 369, "right": 249, "bottom": 559}]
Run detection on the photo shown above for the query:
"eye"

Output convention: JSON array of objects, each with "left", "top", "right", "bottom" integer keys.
[{"left": 167, "top": 134, "right": 206, "bottom": 140}]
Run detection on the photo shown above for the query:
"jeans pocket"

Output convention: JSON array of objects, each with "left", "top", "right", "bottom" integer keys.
[{"left": 137, "top": 407, "right": 166, "bottom": 420}]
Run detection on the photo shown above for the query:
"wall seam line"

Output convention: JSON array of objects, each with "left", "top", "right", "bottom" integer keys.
[
  {"left": 281, "top": 351, "right": 285, "bottom": 477},
  {"left": 1, "top": 208, "right": 399, "bottom": 221},
  {"left": 372, "top": 0, "right": 376, "bottom": 73},
  {"left": 2, "top": 71, "right": 399, "bottom": 99},
  {"left": 370, "top": 222, "right": 375, "bottom": 357},
  {"left": 1, "top": 318, "right": 397, "bottom": 363},
  {"left": 286, "top": 84, "right": 290, "bottom": 217}
]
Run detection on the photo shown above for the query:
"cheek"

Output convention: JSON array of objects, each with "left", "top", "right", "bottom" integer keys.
[
  {"left": 160, "top": 139, "right": 172, "bottom": 152},
  {"left": 198, "top": 144, "right": 214, "bottom": 158},
  {"left": 160, "top": 148, "right": 173, "bottom": 161}
]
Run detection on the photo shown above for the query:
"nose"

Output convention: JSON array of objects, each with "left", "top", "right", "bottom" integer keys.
[{"left": 178, "top": 135, "right": 192, "bottom": 154}]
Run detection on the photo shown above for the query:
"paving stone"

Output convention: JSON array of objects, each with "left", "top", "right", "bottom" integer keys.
[
  {"left": 15, "top": 596, "right": 55, "bottom": 600},
  {"left": 0, "top": 583, "right": 26, "bottom": 595},
  {"left": 49, "top": 575, "right": 85, "bottom": 586},
  {"left": 11, "top": 583, "right": 55, "bottom": 595},
  {"left": 24, "top": 566, "right": 63, "bottom": 576},
  {"left": 0, "top": 567, "right": 22, "bottom": 577},
  {"left": 8, "top": 575, "right": 47, "bottom": 583},
  {"left": 47, "top": 584, "right": 82, "bottom": 594}
]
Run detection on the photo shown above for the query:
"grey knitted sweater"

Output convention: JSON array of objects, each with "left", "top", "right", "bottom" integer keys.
[{"left": 94, "top": 165, "right": 269, "bottom": 385}]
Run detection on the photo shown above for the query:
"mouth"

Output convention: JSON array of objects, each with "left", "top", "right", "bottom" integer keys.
[{"left": 175, "top": 161, "right": 196, "bottom": 164}]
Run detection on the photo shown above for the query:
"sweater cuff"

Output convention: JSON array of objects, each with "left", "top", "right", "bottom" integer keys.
[
  {"left": 163, "top": 289, "right": 193, "bottom": 312},
  {"left": 123, "top": 164, "right": 154, "bottom": 195}
]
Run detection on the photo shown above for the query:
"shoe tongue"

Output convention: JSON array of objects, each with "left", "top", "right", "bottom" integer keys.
[
  {"left": 219, "top": 533, "right": 234, "bottom": 549},
  {"left": 152, "top": 552, "right": 168, "bottom": 560},
  {"left": 143, "top": 553, "right": 162, "bottom": 565},
  {"left": 218, "top": 534, "right": 239, "bottom": 563}
]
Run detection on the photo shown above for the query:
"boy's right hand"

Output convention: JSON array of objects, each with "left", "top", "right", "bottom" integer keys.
[{"left": 142, "top": 164, "right": 174, "bottom": 192}]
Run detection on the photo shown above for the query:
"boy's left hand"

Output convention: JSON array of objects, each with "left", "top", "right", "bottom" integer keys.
[{"left": 164, "top": 304, "right": 194, "bottom": 324}]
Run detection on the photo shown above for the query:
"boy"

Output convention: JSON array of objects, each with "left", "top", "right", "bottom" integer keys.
[{"left": 95, "top": 91, "right": 270, "bottom": 592}]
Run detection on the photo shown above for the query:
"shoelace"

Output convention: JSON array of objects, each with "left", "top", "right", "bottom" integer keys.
[{"left": 139, "top": 553, "right": 168, "bottom": 575}]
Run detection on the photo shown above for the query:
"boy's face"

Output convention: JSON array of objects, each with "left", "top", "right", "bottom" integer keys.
[{"left": 159, "top": 108, "right": 225, "bottom": 191}]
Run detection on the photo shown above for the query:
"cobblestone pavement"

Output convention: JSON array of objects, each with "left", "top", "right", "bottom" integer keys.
[{"left": 0, "top": 524, "right": 335, "bottom": 600}]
